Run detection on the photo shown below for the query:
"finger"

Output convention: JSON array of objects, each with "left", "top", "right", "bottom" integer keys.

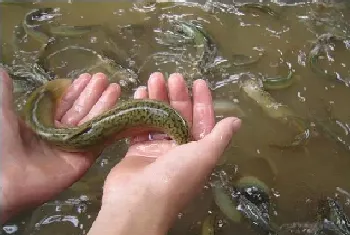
[
  {"left": 78, "top": 83, "right": 121, "bottom": 125},
  {"left": 0, "top": 68, "right": 13, "bottom": 111},
  {"left": 192, "top": 79, "right": 215, "bottom": 140},
  {"left": 197, "top": 117, "right": 241, "bottom": 161},
  {"left": 148, "top": 72, "right": 169, "bottom": 103},
  {"left": 60, "top": 73, "right": 109, "bottom": 126},
  {"left": 168, "top": 73, "right": 193, "bottom": 128},
  {"left": 134, "top": 86, "right": 148, "bottom": 100},
  {"left": 129, "top": 86, "right": 151, "bottom": 144},
  {"left": 55, "top": 73, "right": 92, "bottom": 120},
  {"left": 148, "top": 72, "right": 176, "bottom": 141}
]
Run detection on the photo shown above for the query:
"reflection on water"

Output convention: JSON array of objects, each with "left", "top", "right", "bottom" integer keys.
[{"left": 1, "top": 1, "right": 350, "bottom": 235}]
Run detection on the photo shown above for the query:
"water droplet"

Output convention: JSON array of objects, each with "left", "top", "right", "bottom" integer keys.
[
  {"left": 79, "top": 195, "right": 89, "bottom": 202},
  {"left": 218, "top": 220, "right": 224, "bottom": 228},
  {"left": 100, "top": 158, "right": 109, "bottom": 167},
  {"left": 2, "top": 224, "right": 18, "bottom": 234},
  {"left": 55, "top": 205, "right": 61, "bottom": 212},
  {"left": 90, "top": 37, "right": 97, "bottom": 43},
  {"left": 297, "top": 92, "right": 306, "bottom": 102},
  {"left": 271, "top": 188, "right": 281, "bottom": 197}
]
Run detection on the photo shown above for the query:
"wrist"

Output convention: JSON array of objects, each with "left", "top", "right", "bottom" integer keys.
[
  {"left": 88, "top": 203, "right": 168, "bottom": 235},
  {"left": 87, "top": 180, "right": 177, "bottom": 235},
  {"left": 0, "top": 192, "right": 10, "bottom": 224},
  {"left": 0, "top": 163, "right": 34, "bottom": 224},
  {"left": 0, "top": 171, "right": 18, "bottom": 224}
]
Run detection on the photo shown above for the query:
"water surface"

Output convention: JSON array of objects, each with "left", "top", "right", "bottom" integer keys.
[{"left": 1, "top": 1, "right": 350, "bottom": 235}]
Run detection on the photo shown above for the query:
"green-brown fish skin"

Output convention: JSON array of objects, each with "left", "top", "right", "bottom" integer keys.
[
  {"left": 172, "top": 21, "right": 217, "bottom": 74},
  {"left": 49, "top": 25, "right": 99, "bottom": 37},
  {"left": 262, "top": 69, "right": 294, "bottom": 91},
  {"left": 23, "top": 79, "right": 190, "bottom": 152},
  {"left": 239, "top": 3, "right": 280, "bottom": 18},
  {"left": 23, "top": 8, "right": 59, "bottom": 44}
]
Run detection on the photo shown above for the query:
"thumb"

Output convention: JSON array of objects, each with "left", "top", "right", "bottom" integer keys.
[
  {"left": 197, "top": 117, "right": 242, "bottom": 164},
  {"left": 153, "top": 117, "right": 241, "bottom": 180},
  {"left": 143, "top": 117, "right": 241, "bottom": 225},
  {"left": 0, "top": 68, "right": 25, "bottom": 147},
  {"left": 0, "top": 68, "right": 14, "bottom": 111}
]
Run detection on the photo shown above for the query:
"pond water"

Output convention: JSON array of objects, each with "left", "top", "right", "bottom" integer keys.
[{"left": 1, "top": 1, "right": 350, "bottom": 235}]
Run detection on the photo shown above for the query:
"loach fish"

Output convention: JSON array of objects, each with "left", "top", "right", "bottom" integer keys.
[
  {"left": 23, "top": 8, "right": 101, "bottom": 45},
  {"left": 23, "top": 8, "right": 61, "bottom": 44},
  {"left": 36, "top": 41, "right": 138, "bottom": 87},
  {"left": 211, "top": 176, "right": 282, "bottom": 235},
  {"left": 262, "top": 69, "right": 295, "bottom": 91},
  {"left": 240, "top": 78, "right": 310, "bottom": 149},
  {"left": 308, "top": 33, "right": 350, "bottom": 87},
  {"left": 279, "top": 197, "right": 350, "bottom": 235},
  {"left": 201, "top": 214, "right": 216, "bottom": 235},
  {"left": 172, "top": 21, "right": 217, "bottom": 73},
  {"left": 23, "top": 79, "right": 190, "bottom": 152},
  {"left": 231, "top": 53, "right": 264, "bottom": 67},
  {"left": 238, "top": 3, "right": 281, "bottom": 18},
  {"left": 49, "top": 25, "right": 100, "bottom": 37}
]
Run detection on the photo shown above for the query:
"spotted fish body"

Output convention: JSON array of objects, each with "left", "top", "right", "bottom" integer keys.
[{"left": 23, "top": 79, "right": 190, "bottom": 152}]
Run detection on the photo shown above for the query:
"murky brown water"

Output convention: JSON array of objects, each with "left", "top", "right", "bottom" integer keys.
[{"left": 1, "top": 1, "right": 350, "bottom": 235}]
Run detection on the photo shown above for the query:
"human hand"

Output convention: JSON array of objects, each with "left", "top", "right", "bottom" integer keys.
[
  {"left": 88, "top": 73, "right": 241, "bottom": 235},
  {"left": 0, "top": 69, "right": 120, "bottom": 223}
]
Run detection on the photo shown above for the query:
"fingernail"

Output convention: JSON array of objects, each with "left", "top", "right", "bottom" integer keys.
[
  {"left": 194, "top": 79, "right": 207, "bottom": 86},
  {"left": 168, "top": 72, "right": 185, "bottom": 83},
  {"left": 134, "top": 86, "right": 147, "bottom": 99},
  {"left": 137, "top": 86, "right": 147, "bottom": 91},
  {"left": 229, "top": 117, "right": 242, "bottom": 130},
  {"left": 92, "top": 72, "right": 107, "bottom": 81},
  {"left": 149, "top": 72, "right": 162, "bottom": 80},
  {"left": 170, "top": 72, "right": 182, "bottom": 77},
  {"left": 79, "top": 73, "right": 91, "bottom": 79},
  {"left": 109, "top": 83, "right": 120, "bottom": 90}
]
